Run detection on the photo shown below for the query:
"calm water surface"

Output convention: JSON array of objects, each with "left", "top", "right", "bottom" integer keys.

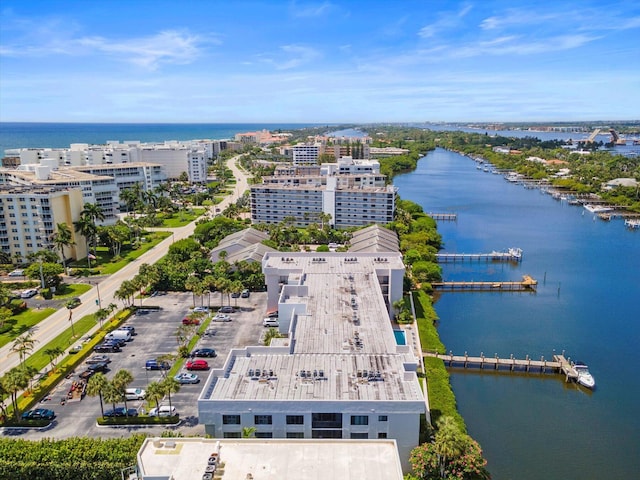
[{"left": 394, "top": 148, "right": 640, "bottom": 480}]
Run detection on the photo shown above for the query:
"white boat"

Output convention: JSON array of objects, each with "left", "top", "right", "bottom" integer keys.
[
  {"left": 584, "top": 204, "right": 613, "bottom": 214},
  {"left": 625, "top": 219, "right": 640, "bottom": 229},
  {"left": 573, "top": 362, "right": 595, "bottom": 389}
]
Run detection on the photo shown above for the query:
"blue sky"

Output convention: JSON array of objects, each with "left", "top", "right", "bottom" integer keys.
[{"left": 1, "top": 0, "right": 638, "bottom": 123}]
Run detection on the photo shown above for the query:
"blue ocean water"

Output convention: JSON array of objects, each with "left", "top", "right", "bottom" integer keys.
[
  {"left": 394, "top": 148, "right": 640, "bottom": 480},
  {"left": 0, "top": 122, "right": 323, "bottom": 155}
]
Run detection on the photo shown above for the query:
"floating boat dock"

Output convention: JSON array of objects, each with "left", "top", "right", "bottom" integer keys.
[
  {"left": 436, "top": 248, "right": 522, "bottom": 263},
  {"left": 432, "top": 275, "right": 538, "bottom": 292},
  {"left": 423, "top": 351, "right": 579, "bottom": 382},
  {"left": 427, "top": 212, "right": 457, "bottom": 221}
]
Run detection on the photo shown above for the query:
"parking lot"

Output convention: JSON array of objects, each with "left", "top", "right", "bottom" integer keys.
[{"left": 9, "top": 291, "right": 268, "bottom": 440}]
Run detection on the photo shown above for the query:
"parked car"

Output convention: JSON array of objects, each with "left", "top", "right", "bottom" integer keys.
[
  {"left": 94, "top": 343, "right": 121, "bottom": 353},
  {"left": 193, "top": 306, "right": 209, "bottom": 313},
  {"left": 145, "top": 359, "right": 170, "bottom": 370},
  {"left": 192, "top": 348, "right": 217, "bottom": 358},
  {"left": 21, "top": 408, "right": 55, "bottom": 420},
  {"left": 185, "top": 359, "right": 209, "bottom": 370},
  {"left": 266, "top": 311, "right": 279, "bottom": 318},
  {"left": 212, "top": 314, "right": 231, "bottom": 322},
  {"left": 240, "top": 289, "right": 250, "bottom": 298},
  {"left": 8, "top": 269, "right": 24, "bottom": 277},
  {"left": 230, "top": 291, "right": 241, "bottom": 298},
  {"left": 263, "top": 318, "right": 279, "bottom": 327},
  {"left": 87, "top": 362, "right": 109, "bottom": 373},
  {"left": 174, "top": 373, "right": 200, "bottom": 384},
  {"left": 103, "top": 407, "right": 138, "bottom": 417},
  {"left": 182, "top": 317, "right": 201, "bottom": 325},
  {"left": 86, "top": 355, "right": 111, "bottom": 364},
  {"left": 105, "top": 330, "right": 132, "bottom": 342},
  {"left": 218, "top": 306, "right": 235, "bottom": 313},
  {"left": 117, "top": 326, "right": 136, "bottom": 335},
  {"left": 103, "top": 337, "right": 126, "bottom": 347},
  {"left": 125, "top": 388, "right": 146, "bottom": 400},
  {"left": 148, "top": 405, "right": 177, "bottom": 417},
  {"left": 20, "top": 288, "right": 38, "bottom": 299}
]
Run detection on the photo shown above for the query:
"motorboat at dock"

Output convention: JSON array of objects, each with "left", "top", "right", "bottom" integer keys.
[
  {"left": 573, "top": 362, "right": 596, "bottom": 389},
  {"left": 584, "top": 204, "right": 614, "bottom": 214}
]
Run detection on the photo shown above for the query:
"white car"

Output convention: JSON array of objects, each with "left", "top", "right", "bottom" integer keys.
[
  {"left": 125, "top": 388, "right": 146, "bottom": 400},
  {"left": 193, "top": 306, "right": 209, "bottom": 313},
  {"left": 263, "top": 318, "right": 279, "bottom": 327},
  {"left": 174, "top": 373, "right": 200, "bottom": 384},
  {"left": 212, "top": 314, "right": 232, "bottom": 322},
  {"left": 8, "top": 269, "right": 24, "bottom": 277},
  {"left": 20, "top": 288, "right": 38, "bottom": 299},
  {"left": 148, "top": 405, "right": 177, "bottom": 417}
]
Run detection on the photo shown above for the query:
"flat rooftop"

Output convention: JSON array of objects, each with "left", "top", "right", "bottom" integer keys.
[
  {"left": 209, "top": 353, "right": 422, "bottom": 401},
  {"left": 137, "top": 438, "right": 404, "bottom": 480}
]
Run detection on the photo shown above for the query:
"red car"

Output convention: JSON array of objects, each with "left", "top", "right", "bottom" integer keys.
[
  {"left": 186, "top": 359, "right": 209, "bottom": 370},
  {"left": 182, "top": 317, "right": 200, "bottom": 325}
]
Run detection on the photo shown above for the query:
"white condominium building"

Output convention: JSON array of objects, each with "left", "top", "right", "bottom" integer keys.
[
  {"left": 0, "top": 186, "right": 87, "bottom": 262},
  {"left": 198, "top": 252, "right": 426, "bottom": 472},
  {"left": 250, "top": 158, "right": 396, "bottom": 228},
  {"left": 292, "top": 144, "right": 320, "bottom": 165}
]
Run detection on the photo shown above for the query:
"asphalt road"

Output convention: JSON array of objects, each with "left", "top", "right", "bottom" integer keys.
[{"left": 0, "top": 155, "right": 249, "bottom": 378}]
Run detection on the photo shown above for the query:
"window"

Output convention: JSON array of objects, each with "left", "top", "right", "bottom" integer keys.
[
  {"left": 223, "top": 432, "right": 241, "bottom": 438},
  {"left": 254, "top": 415, "right": 272, "bottom": 425},
  {"left": 378, "top": 432, "right": 387, "bottom": 439},
  {"left": 255, "top": 432, "right": 273, "bottom": 438},
  {"left": 286, "top": 415, "right": 304, "bottom": 425},
  {"left": 312, "top": 413, "right": 342, "bottom": 429},
  {"left": 222, "top": 415, "right": 241, "bottom": 425},
  {"left": 312, "top": 430, "right": 342, "bottom": 439},
  {"left": 350, "top": 433, "right": 368, "bottom": 439},
  {"left": 350, "top": 415, "right": 368, "bottom": 426},
  {"left": 286, "top": 432, "right": 305, "bottom": 438},
  {"left": 378, "top": 415, "right": 388, "bottom": 422}
]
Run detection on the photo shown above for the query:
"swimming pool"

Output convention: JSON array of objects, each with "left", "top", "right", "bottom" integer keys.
[{"left": 393, "top": 329, "right": 406, "bottom": 345}]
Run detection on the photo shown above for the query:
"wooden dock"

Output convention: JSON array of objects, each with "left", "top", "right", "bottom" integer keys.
[
  {"left": 432, "top": 275, "right": 537, "bottom": 292},
  {"left": 436, "top": 248, "right": 522, "bottom": 263},
  {"left": 424, "top": 351, "right": 578, "bottom": 382},
  {"left": 427, "top": 212, "right": 457, "bottom": 221}
]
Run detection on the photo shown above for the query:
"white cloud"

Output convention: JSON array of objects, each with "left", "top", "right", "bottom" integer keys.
[
  {"left": 418, "top": 3, "right": 473, "bottom": 38},
  {"left": 290, "top": 1, "right": 334, "bottom": 18},
  {"left": 77, "top": 30, "right": 211, "bottom": 69},
  {"left": 275, "top": 44, "right": 322, "bottom": 70}
]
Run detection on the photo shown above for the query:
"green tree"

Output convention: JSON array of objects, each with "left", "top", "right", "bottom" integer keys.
[
  {"left": 1, "top": 367, "right": 29, "bottom": 419},
  {"left": 24, "top": 261, "right": 64, "bottom": 289},
  {"left": 145, "top": 381, "right": 164, "bottom": 411},
  {"left": 112, "top": 370, "right": 135, "bottom": 416},
  {"left": 160, "top": 376, "right": 180, "bottom": 413},
  {"left": 10, "top": 331, "right": 37, "bottom": 368},
  {"left": 86, "top": 372, "right": 109, "bottom": 418},
  {"left": 44, "top": 346, "right": 64, "bottom": 373},
  {"left": 73, "top": 215, "right": 97, "bottom": 268},
  {"left": 242, "top": 426, "right": 257, "bottom": 438},
  {"left": 50, "top": 222, "right": 74, "bottom": 275}
]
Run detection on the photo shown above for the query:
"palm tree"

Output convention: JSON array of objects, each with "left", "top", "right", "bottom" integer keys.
[
  {"left": 11, "top": 331, "right": 37, "bottom": 367},
  {"left": 242, "top": 426, "right": 256, "bottom": 438},
  {"left": 50, "top": 223, "right": 74, "bottom": 275},
  {"left": 44, "top": 346, "right": 64, "bottom": 373},
  {"left": 1, "top": 367, "right": 29, "bottom": 419},
  {"left": 145, "top": 381, "right": 164, "bottom": 412},
  {"left": 102, "top": 381, "right": 122, "bottom": 414},
  {"left": 86, "top": 372, "right": 109, "bottom": 418},
  {"left": 113, "top": 369, "right": 134, "bottom": 416},
  {"left": 73, "top": 215, "right": 97, "bottom": 268},
  {"left": 160, "top": 376, "right": 180, "bottom": 413},
  {"left": 81, "top": 203, "right": 106, "bottom": 225},
  {"left": 434, "top": 416, "right": 468, "bottom": 478}
]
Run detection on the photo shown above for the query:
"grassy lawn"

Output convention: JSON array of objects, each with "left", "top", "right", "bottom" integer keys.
[
  {"left": 25, "top": 314, "right": 98, "bottom": 374},
  {"left": 0, "top": 308, "right": 57, "bottom": 349},
  {"left": 52, "top": 283, "right": 92, "bottom": 299},
  {"left": 159, "top": 208, "right": 206, "bottom": 227},
  {"left": 69, "top": 231, "right": 172, "bottom": 276}
]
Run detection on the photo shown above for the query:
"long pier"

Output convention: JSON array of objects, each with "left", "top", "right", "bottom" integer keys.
[
  {"left": 436, "top": 248, "right": 522, "bottom": 263},
  {"left": 424, "top": 351, "right": 578, "bottom": 382},
  {"left": 427, "top": 212, "right": 457, "bottom": 221},
  {"left": 432, "top": 275, "right": 538, "bottom": 292}
]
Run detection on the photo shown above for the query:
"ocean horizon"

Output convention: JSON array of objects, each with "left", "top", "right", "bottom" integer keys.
[{"left": 0, "top": 122, "right": 329, "bottom": 156}]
